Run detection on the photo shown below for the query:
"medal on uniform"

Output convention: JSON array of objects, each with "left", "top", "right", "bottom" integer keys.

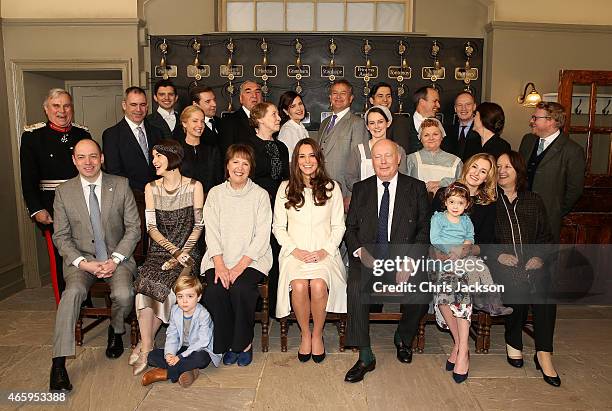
[{"left": 61, "top": 134, "right": 68, "bottom": 143}]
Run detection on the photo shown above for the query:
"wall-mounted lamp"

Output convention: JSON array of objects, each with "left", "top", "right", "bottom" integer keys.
[{"left": 517, "top": 82, "right": 542, "bottom": 107}]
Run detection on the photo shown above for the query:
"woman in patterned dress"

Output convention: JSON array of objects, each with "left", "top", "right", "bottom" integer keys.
[{"left": 130, "top": 139, "right": 205, "bottom": 375}]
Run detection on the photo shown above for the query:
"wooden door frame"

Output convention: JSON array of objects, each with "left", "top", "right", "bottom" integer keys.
[{"left": 8, "top": 59, "right": 131, "bottom": 288}]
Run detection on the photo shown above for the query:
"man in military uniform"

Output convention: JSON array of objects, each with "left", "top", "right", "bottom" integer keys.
[{"left": 20, "top": 88, "right": 91, "bottom": 299}]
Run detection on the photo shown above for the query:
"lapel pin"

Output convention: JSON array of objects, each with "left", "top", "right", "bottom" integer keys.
[{"left": 109, "top": 187, "right": 113, "bottom": 191}]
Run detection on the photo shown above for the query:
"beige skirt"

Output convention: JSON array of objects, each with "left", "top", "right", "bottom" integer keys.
[{"left": 135, "top": 290, "right": 176, "bottom": 324}]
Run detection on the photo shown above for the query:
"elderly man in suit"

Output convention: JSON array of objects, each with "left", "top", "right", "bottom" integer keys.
[
  {"left": 50, "top": 139, "right": 141, "bottom": 391},
  {"left": 368, "top": 82, "right": 413, "bottom": 154},
  {"left": 344, "top": 139, "right": 431, "bottom": 383},
  {"left": 147, "top": 79, "right": 184, "bottom": 141},
  {"left": 519, "top": 101, "right": 585, "bottom": 242},
  {"left": 317, "top": 79, "right": 369, "bottom": 206},
  {"left": 103, "top": 86, "right": 163, "bottom": 192},
  {"left": 442, "top": 91, "right": 479, "bottom": 160},
  {"left": 219, "top": 80, "right": 262, "bottom": 156}
]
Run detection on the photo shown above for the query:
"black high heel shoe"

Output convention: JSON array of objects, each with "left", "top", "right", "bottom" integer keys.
[
  {"left": 312, "top": 337, "right": 326, "bottom": 363},
  {"left": 445, "top": 360, "right": 455, "bottom": 371},
  {"left": 534, "top": 353, "right": 561, "bottom": 387},
  {"left": 506, "top": 345, "right": 524, "bottom": 368},
  {"left": 452, "top": 371, "right": 468, "bottom": 384},
  {"left": 298, "top": 351, "right": 312, "bottom": 362}
]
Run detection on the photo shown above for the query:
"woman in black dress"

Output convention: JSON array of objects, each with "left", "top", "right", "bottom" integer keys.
[
  {"left": 244, "top": 102, "right": 290, "bottom": 316},
  {"left": 494, "top": 151, "right": 559, "bottom": 387},
  {"left": 178, "top": 105, "right": 223, "bottom": 193},
  {"left": 463, "top": 102, "right": 511, "bottom": 161}
]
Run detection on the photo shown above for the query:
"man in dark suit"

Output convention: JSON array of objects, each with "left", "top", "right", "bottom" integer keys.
[
  {"left": 50, "top": 139, "right": 140, "bottom": 391},
  {"left": 219, "top": 80, "right": 262, "bottom": 156},
  {"left": 190, "top": 84, "right": 222, "bottom": 150},
  {"left": 344, "top": 139, "right": 431, "bottom": 383},
  {"left": 368, "top": 82, "right": 412, "bottom": 154},
  {"left": 406, "top": 86, "right": 442, "bottom": 154},
  {"left": 146, "top": 79, "right": 184, "bottom": 141},
  {"left": 519, "top": 101, "right": 585, "bottom": 242},
  {"left": 442, "top": 91, "right": 479, "bottom": 159},
  {"left": 103, "top": 86, "right": 163, "bottom": 192}
]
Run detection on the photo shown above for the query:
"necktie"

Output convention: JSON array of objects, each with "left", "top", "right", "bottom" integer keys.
[
  {"left": 325, "top": 114, "right": 337, "bottom": 134},
  {"left": 376, "top": 181, "right": 390, "bottom": 258},
  {"left": 206, "top": 118, "right": 214, "bottom": 131},
  {"left": 537, "top": 138, "right": 545, "bottom": 156},
  {"left": 459, "top": 125, "right": 467, "bottom": 142},
  {"left": 89, "top": 184, "right": 107, "bottom": 261},
  {"left": 136, "top": 126, "right": 149, "bottom": 163}
]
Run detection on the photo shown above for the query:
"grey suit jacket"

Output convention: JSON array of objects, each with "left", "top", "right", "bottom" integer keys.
[
  {"left": 519, "top": 132, "right": 585, "bottom": 241},
  {"left": 317, "top": 111, "right": 369, "bottom": 196},
  {"left": 52, "top": 172, "right": 141, "bottom": 276}
]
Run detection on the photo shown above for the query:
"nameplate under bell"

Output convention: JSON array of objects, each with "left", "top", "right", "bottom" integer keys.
[
  {"left": 154, "top": 65, "right": 177, "bottom": 78},
  {"left": 354, "top": 66, "right": 378, "bottom": 79},
  {"left": 321, "top": 65, "right": 344, "bottom": 80},
  {"left": 187, "top": 65, "right": 211, "bottom": 79},
  {"left": 287, "top": 65, "right": 311, "bottom": 79},
  {"left": 254, "top": 65, "right": 278, "bottom": 78},
  {"left": 388, "top": 66, "right": 412, "bottom": 80},
  {"left": 454, "top": 67, "right": 478, "bottom": 81},
  {"left": 220, "top": 65, "right": 244, "bottom": 79},
  {"left": 421, "top": 67, "right": 446, "bottom": 81}
]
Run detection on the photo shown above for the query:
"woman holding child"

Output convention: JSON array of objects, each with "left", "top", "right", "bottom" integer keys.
[
  {"left": 273, "top": 138, "right": 346, "bottom": 363},
  {"left": 202, "top": 144, "right": 273, "bottom": 367}
]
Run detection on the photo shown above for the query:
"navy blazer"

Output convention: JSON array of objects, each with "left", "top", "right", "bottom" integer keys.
[
  {"left": 146, "top": 110, "right": 185, "bottom": 141},
  {"left": 102, "top": 118, "right": 163, "bottom": 192}
]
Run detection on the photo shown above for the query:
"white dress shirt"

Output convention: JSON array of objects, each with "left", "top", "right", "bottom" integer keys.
[
  {"left": 124, "top": 116, "right": 147, "bottom": 149},
  {"left": 157, "top": 106, "right": 176, "bottom": 131},
  {"left": 413, "top": 110, "right": 426, "bottom": 133},
  {"left": 352, "top": 172, "right": 399, "bottom": 257},
  {"left": 539, "top": 130, "right": 560, "bottom": 152},
  {"left": 72, "top": 173, "right": 125, "bottom": 267},
  {"left": 242, "top": 106, "right": 251, "bottom": 118},
  {"left": 376, "top": 173, "right": 398, "bottom": 242},
  {"left": 333, "top": 106, "right": 350, "bottom": 123}
]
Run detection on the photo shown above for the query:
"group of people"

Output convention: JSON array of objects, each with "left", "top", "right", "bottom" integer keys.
[{"left": 19, "top": 78, "right": 585, "bottom": 393}]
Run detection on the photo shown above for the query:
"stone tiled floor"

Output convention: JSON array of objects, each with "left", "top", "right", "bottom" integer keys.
[{"left": 0, "top": 286, "right": 611, "bottom": 410}]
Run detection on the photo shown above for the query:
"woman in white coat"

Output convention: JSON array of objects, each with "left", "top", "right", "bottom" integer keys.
[{"left": 273, "top": 138, "right": 346, "bottom": 364}]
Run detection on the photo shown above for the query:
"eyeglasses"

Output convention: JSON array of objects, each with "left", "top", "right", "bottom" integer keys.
[{"left": 530, "top": 115, "right": 551, "bottom": 120}]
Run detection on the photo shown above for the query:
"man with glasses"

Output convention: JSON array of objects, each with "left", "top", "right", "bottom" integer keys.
[{"left": 519, "top": 101, "right": 585, "bottom": 241}]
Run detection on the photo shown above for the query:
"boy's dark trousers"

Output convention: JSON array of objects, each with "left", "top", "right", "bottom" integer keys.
[{"left": 148, "top": 346, "right": 211, "bottom": 382}]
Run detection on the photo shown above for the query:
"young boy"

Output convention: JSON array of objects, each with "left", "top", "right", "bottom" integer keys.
[{"left": 142, "top": 275, "right": 221, "bottom": 388}]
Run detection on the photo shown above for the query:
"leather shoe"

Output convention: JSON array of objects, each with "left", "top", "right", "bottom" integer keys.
[
  {"left": 344, "top": 359, "right": 376, "bottom": 383},
  {"left": 506, "top": 355, "right": 524, "bottom": 368},
  {"left": 452, "top": 371, "right": 469, "bottom": 384},
  {"left": 445, "top": 360, "right": 455, "bottom": 371},
  {"left": 223, "top": 351, "right": 239, "bottom": 365},
  {"left": 141, "top": 368, "right": 167, "bottom": 386},
  {"left": 49, "top": 365, "right": 72, "bottom": 392},
  {"left": 395, "top": 342, "right": 413, "bottom": 364},
  {"left": 534, "top": 353, "right": 561, "bottom": 387},
  {"left": 105, "top": 326, "right": 124, "bottom": 359},
  {"left": 312, "top": 349, "right": 326, "bottom": 364},
  {"left": 298, "top": 351, "right": 311, "bottom": 362},
  {"left": 237, "top": 348, "right": 253, "bottom": 367},
  {"left": 178, "top": 369, "right": 199, "bottom": 388}
]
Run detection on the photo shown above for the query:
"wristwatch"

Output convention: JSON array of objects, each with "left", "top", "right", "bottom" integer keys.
[{"left": 111, "top": 255, "right": 122, "bottom": 265}]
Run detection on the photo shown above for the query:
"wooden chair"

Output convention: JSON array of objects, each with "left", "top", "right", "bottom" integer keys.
[
  {"left": 471, "top": 310, "right": 534, "bottom": 353},
  {"left": 367, "top": 312, "right": 434, "bottom": 353},
  {"left": 279, "top": 312, "right": 347, "bottom": 352},
  {"left": 201, "top": 277, "right": 270, "bottom": 352},
  {"left": 75, "top": 281, "right": 139, "bottom": 348}
]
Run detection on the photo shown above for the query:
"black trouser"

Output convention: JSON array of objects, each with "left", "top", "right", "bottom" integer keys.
[
  {"left": 147, "top": 346, "right": 211, "bottom": 382},
  {"left": 268, "top": 235, "right": 281, "bottom": 318},
  {"left": 345, "top": 262, "right": 429, "bottom": 347},
  {"left": 203, "top": 267, "right": 263, "bottom": 353},
  {"left": 505, "top": 304, "right": 557, "bottom": 352}
]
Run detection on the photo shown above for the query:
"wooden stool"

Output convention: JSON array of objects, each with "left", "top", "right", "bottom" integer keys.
[
  {"left": 279, "top": 313, "right": 346, "bottom": 352},
  {"left": 75, "top": 281, "right": 139, "bottom": 348},
  {"left": 201, "top": 278, "right": 270, "bottom": 352}
]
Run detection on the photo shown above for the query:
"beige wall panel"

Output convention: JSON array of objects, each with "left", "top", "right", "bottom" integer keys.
[
  {"left": 493, "top": 0, "right": 612, "bottom": 26},
  {"left": 414, "top": 0, "right": 488, "bottom": 37},
  {"left": 145, "top": 0, "right": 216, "bottom": 34},
  {"left": 0, "top": 15, "right": 24, "bottom": 297},
  {"left": 486, "top": 24, "right": 612, "bottom": 149},
  {"left": 2, "top": 24, "right": 140, "bottom": 84},
  {"left": 1, "top": 0, "right": 137, "bottom": 18}
]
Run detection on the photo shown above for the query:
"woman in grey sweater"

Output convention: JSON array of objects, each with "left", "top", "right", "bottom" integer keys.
[{"left": 201, "top": 144, "right": 272, "bottom": 367}]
